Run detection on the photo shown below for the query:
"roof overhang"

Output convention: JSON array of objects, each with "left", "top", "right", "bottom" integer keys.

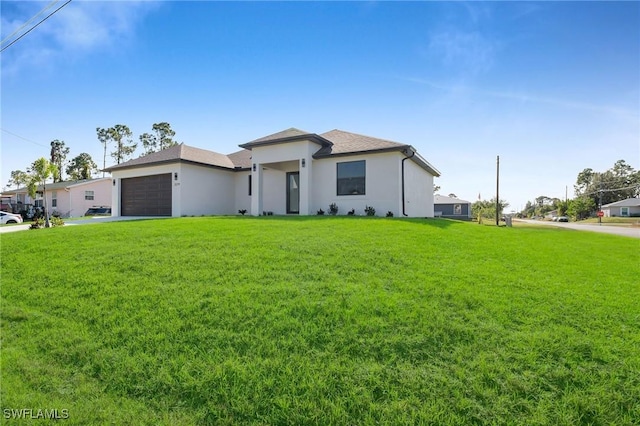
[{"left": 239, "top": 134, "right": 333, "bottom": 150}]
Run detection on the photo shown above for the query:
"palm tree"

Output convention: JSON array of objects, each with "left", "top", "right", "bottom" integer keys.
[{"left": 28, "top": 158, "right": 58, "bottom": 228}]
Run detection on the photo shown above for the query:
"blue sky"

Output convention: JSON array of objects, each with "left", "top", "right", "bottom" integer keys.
[{"left": 2, "top": 1, "right": 638, "bottom": 212}]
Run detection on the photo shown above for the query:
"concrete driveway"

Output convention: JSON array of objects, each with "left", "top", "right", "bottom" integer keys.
[
  {"left": 516, "top": 219, "right": 640, "bottom": 239},
  {"left": 0, "top": 216, "right": 166, "bottom": 234}
]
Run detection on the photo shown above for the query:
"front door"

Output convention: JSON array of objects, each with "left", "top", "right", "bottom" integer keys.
[{"left": 286, "top": 172, "right": 299, "bottom": 214}]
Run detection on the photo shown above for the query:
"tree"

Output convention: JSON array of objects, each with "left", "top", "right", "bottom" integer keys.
[
  {"left": 573, "top": 160, "right": 640, "bottom": 210},
  {"left": 433, "top": 184, "right": 441, "bottom": 193},
  {"left": 49, "top": 139, "right": 70, "bottom": 182},
  {"left": 8, "top": 170, "right": 29, "bottom": 189},
  {"left": 448, "top": 193, "right": 458, "bottom": 198},
  {"left": 472, "top": 198, "right": 509, "bottom": 223},
  {"left": 97, "top": 127, "right": 111, "bottom": 177},
  {"left": 140, "top": 122, "right": 178, "bottom": 155},
  {"left": 66, "top": 153, "right": 98, "bottom": 180},
  {"left": 109, "top": 124, "right": 137, "bottom": 165},
  {"left": 567, "top": 196, "right": 596, "bottom": 221},
  {"left": 27, "top": 158, "right": 58, "bottom": 228}
]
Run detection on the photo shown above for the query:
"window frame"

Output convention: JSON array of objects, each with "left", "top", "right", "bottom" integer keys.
[
  {"left": 336, "top": 160, "right": 366, "bottom": 196},
  {"left": 621, "top": 207, "right": 629, "bottom": 217},
  {"left": 51, "top": 191, "right": 57, "bottom": 208},
  {"left": 85, "top": 190, "right": 94, "bottom": 201}
]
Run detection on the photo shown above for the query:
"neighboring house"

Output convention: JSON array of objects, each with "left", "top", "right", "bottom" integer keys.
[
  {"left": 1, "top": 178, "right": 112, "bottom": 218},
  {"left": 104, "top": 128, "right": 441, "bottom": 218},
  {"left": 434, "top": 195, "right": 472, "bottom": 219},
  {"left": 601, "top": 198, "right": 640, "bottom": 217},
  {"left": 545, "top": 210, "right": 559, "bottom": 219}
]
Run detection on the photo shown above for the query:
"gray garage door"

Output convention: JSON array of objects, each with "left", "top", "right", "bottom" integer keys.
[{"left": 121, "top": 174, "right": 172, "bottom": 216}]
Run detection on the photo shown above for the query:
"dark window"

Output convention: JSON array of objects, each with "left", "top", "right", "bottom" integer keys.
[
  {"left": 248, "top": 175, "right": 252, "bottom": 196},
  {"left": 85, "top": 190, "right": 94, "bottom": 201},
  {"left": 337, "top": 160, "right": 365, "bottom": 196}
]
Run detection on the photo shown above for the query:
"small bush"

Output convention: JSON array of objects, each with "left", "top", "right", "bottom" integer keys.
[
  {"left": 29, "top": 219, "right": 44, "bottom": 230},
  {"left": 386, "top": 211, "right": 394, "bottom": 217},
  {"left": 328, "top": 203, "right": 338, "bottom": 215},
  {"left": 364, "top": 206, "right": 376, "bottom": 216},
  {"left": 347, "top": 209, "right": 355, "bottom": 216},
  {"left": 51, "top": 216, "right": 65, "bottom": 227},
  {"left": 317, "top": 208, "right": 325, "bottom": 215},
  {"left": 238, "top": 209, "right": 247, "bottom": 216},
  {"left": 29, "top": 217, "right": 64, "bottom": 229}
]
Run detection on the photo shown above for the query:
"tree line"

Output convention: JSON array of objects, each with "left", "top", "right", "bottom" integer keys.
[
  {"left": 521, "top": 160, "right": 639, "bottom": 220},
  {"left": 6, "top": 122, "right": 179, "bottom": 189}
]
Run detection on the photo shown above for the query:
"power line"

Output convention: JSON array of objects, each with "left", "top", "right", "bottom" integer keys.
[
  {"left": 0, "top": 0, "right": 72, "bottom": 54},
  {"left": 1, "top": 0, "right": 60, "bottom": 46},
  {"left": 0, "top": 128, "right": 49, "bottom": 148}
]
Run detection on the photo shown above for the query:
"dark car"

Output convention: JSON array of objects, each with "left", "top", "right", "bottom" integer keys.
[{"left": 84, "top": 206, "right": 111, "bottom": 216}]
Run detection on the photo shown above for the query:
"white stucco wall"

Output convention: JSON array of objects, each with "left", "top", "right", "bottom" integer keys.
[
  {"left": 250, "top": 140, "right": 319, "bottom": 215},
  {"left": 234, "top": 171, "right": 252, "bottom": 214},
  {"left": 403, "top": 157, "right": 434, "bottom": 217},
  {"left": 311, "top": 153, "right": 402, "bottom": 217},
  {"left": 179, "top": 163, "right": 235, "bottom": 216}
]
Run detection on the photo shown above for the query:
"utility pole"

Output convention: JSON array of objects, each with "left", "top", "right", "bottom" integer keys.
[
  {"left": 598, "top": 178, "right": 603, "bottom": 225},
  {"left": 496, "top": 155, "right": 500, "bottom": 226}
]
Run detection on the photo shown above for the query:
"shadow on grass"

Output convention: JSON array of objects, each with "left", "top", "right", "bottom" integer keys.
[{"left": 211, "top": 214, "right": 460, "bottom": 228}]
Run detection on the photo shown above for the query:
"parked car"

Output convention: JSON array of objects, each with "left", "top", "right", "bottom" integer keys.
[
  {"left": 1, "top": 211, "right": 24, "bottom": 224},
  {"left": 557, "top": 216, "right": 569, "bottom": 222},
  {"left": 84, "top": 206, "right": 111, "bottom": 216}
]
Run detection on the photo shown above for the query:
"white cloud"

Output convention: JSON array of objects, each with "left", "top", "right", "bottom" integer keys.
[
  {"left": 427, "top": 30, "right": 497, "bottom": 75},
  {"left": 1, "top": 1, "right": 158, "bottom": 74}
]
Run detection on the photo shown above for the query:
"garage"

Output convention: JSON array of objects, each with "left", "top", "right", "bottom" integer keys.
[{"left": 121, "top": 174, "right": 172, "bottom": 216}]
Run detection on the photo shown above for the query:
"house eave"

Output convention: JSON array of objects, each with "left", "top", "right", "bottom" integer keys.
[{"left": 239, "top": 134, "right": 333, "bottom": 150}]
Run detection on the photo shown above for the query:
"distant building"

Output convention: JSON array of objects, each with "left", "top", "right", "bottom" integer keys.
[
  {"left": 601, "top": 198, "right": 640, "bottom": 217},
  {"left": 434, "top": 194, "right": 472, "bottom": 219}
]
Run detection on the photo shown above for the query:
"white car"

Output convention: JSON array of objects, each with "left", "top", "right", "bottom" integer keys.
[{"left": 0, "top": 211, "right": 23, "bottom": 224}]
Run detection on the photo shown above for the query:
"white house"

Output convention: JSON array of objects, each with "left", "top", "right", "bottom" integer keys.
[
  {"left": 1, "top": 178, "right": 111, "bottom": 218},
  {"left": 104, "top": 128, "right": 441, "bottom": 218},
  {"left": 601, "top": 198, "right": 640, "bottom": 217}
]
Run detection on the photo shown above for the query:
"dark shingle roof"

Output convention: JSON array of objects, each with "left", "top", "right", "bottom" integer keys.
[
  {"left": 227, "top": 149, "right": 252, "bottom": 169},
  {"left": 239, "top": 127, "right": 331, "bottom": 149},
  {"left": 315, "top": 129, "right": 409, "bottom": 156},
  {"left": 104, "top": 143, "right": 235, "bottom": 172}
]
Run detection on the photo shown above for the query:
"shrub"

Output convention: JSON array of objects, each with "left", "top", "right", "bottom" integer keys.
[
  {"left": 328, "top": 203, "right": 338, "bottom": 215},
  {"left": 51, "top": 216, "right": 65, "bottom": 227},
  {"left": 29, "top": 219, "right": 44, "bottom": 230},
  {"left": 347, "top": 209, "right": 355, "bottom": 216},
  {"left": 317, "top": 208, "right": 325, "bottom": 215},
  {"left": 238, "top": 209, "right": 247, "bottom": 216},
  {"left": 364, "top": 206, "right": 376, "bottom": 216},
  {"left": 386, "top": 211, "right": 394, "bottom": 217}
]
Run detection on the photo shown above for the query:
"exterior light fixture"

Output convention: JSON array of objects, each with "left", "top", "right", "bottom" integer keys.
[
  {"left": 253, "top": 164, "right": 256, "bottom": 171},
  {"left": 174, "top": 172, "right": 178, "bottom": 181},
  {"left": 301, "top": 158, "right": 306, "bottom": 168},
  {"left": 112, "top": 179, "right": 116, "bottom": 186}
]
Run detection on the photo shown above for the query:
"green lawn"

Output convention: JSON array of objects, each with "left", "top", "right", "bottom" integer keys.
[{"left": 1, "top": 217, "right": 638, "bottom": 425}]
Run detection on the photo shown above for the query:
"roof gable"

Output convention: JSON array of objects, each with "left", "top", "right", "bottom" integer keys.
[{"left": 239, "top": 127, "right": 332, "bottom": 149}]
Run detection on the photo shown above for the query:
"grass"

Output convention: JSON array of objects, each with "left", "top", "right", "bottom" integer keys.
[{"left": 1, "top": 217, "right": 639, "bottom": 425}]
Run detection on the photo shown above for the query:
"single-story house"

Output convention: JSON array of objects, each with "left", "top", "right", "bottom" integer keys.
[
  {"left": 434, "top": 194, "right": 472, "bottom": 219},
  {"left": 601, "top": 198, "right": 640, "bottom": 217},
  {"left": 1, "top": 178, "right": 111, "bottom": 218},
  {"left": 104, "top": 128, "right": 441, "bottom": 218}
]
